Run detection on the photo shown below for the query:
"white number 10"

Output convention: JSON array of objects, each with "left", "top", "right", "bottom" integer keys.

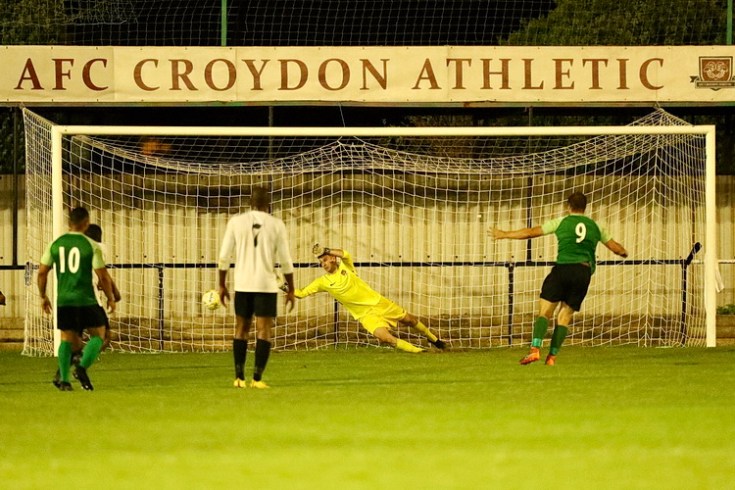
[
  {"left": 59, "top": 246, "right": 81, "bottom": 273},
  {"left": 575, "top": 223, "right": 587, "bottom": 243}
]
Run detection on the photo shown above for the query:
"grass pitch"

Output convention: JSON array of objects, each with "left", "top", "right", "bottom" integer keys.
[{"left": 1, "top": 347, "right": 733, "bottom": 489}]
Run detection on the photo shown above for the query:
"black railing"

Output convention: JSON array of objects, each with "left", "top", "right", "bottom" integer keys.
[{"left": 83, "top": 253, "right": 701, "bottom": 347}]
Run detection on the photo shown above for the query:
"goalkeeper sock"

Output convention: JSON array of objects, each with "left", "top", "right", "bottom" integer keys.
[
  {"left": 549, "top": 325, "right": 569, "bottom": 356},
  {"left": 233, "top": 338, "right": 247, "bottom": 379},
  {"left": 58, "top": 341, "right": 73, "bottom": 383},
  {"left": 395, "top": 339, "right": 423, "bottom": 353},
  {"left": 80, "top": 336, "right": 103, "bottom": 369},
  {"left": 253, "top": 339, "right": 271, "bottom": 382},
  {"left": 411, "top": 320, "right": 438, "bottom": 342},
  {"left": 531, "top": 317, "right": 549, "bottom": 348}
]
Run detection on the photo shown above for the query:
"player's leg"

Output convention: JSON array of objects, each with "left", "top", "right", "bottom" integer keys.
[
  {"left": 545, "top": 304, "right": 574, "bottom": 366},
  {"left": 71, "top": 333, "right": 84, "bottom": 366},
  {"left": 233, "top": 292, "right": 254, "bottom": 387},
  {"left": 56, "top": 329, "right": 78, "bottom": 391},
  {"left": 74, "top": 323, "right": 105, "bottom": 391},
  {"left": 546, "top": 265, "right": 590, "bottom": 365},
  {"left": 371, "top": 326, "right": 424, "bottom": 353},
  {"left": 53, "top": 307, "right": 80, "bottom": 390},
  {"left": 520, "top": 298, "right": 557, "bottom": 365},
  {"left": 367, "top": 301, "right": 424, "bottom": 352},
  {"left": 79, "top": 325, "right": 105, "bottom": 367},
  {"left": 77, "top": 307, "right": 107, "bottom": 372},
  {"left": 399, "top": 312, "right": 445, "bottom": 349},
  {"left": 521, "top": 267, "right": 565, "bottom": 365},
  {"left": 233, "top": 315, "right": 252, "bottom": 386},
  {"left": 54, "top": 332, "right": 83, "bottom": 387},
  {"left": 250, "top": 316, "right": 273, "bottom": 388},
  {"left": 250, "top": 293, "right": 277, "bottom": 388},
  {"left": 101, "top": 315, "right": 111, "bottom": 352}
]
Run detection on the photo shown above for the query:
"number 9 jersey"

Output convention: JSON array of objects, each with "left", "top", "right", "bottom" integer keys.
[{"left": 541, "top": 215, "right": 611, "bottom": 275}]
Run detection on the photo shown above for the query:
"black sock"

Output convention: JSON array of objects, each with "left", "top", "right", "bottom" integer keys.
[
  {"left": 233, "top": 339, "right": 247, "bottom": 379},
  {"left": 253, "top": 339, "right": 272, "bottom": 382}
]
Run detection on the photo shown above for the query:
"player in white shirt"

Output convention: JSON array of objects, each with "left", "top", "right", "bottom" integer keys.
[{"left": 218, "top": 187, "right": 295, "bottom": 389}]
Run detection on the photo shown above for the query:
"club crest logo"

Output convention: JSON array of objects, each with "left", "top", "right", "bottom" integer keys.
[{"left": 691, "top": 57, "right": 735, "bottom": 90}]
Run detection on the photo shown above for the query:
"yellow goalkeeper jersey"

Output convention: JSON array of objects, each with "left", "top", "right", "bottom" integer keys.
[{"left": 294, "top": 251, "right": 383, "bottom": 320}]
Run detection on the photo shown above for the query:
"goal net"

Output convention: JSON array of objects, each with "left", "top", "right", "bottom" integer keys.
[{"left": 22, "top": 109, "right": 716, "bottom": 355}]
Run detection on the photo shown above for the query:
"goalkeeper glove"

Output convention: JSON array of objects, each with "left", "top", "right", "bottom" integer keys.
[{"left": 312, "top": 243, "right": 331, "bottom": 258}]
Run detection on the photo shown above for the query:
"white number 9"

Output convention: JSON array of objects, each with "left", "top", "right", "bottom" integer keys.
[{"left": 575, "top": 223, "right": 587, "bottom": 243}]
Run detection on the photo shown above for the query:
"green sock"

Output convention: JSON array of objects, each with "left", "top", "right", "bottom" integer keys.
[
  {"left": 531, "top": 317, "right": 548, "bottom": 348},
  {"left": 58, "top": 341, "right": 72, "bottom": 383},
  {"left": 80, "top": 336, "right": 103, "bottom": 369},
  {"left": 549, "top": 325, "right": 569, "bottom": 355}
]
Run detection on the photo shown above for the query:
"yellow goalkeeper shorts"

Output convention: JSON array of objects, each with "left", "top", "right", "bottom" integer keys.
[{"left": 358, "top": 297, "right": 407, "bottom": 334}]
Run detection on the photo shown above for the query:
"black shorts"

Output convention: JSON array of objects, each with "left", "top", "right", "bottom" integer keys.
[
  {"left": 234, "top": 292, "right": 278, "bottom": 318},
  {"left": 97, "top": 305, "right": 110, "bottom": 329},
  {"left": 539, "top": 264, "right": 592, "bottom": 312},
  {"left": 57, "top": 305, "right": 108, "bottom": 333}
]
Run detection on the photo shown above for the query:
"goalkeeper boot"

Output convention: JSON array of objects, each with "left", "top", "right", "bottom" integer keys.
[
  {"left": 429, "top": 339, "right": 447, "bottom": 350},
  {"left": 57, "top": 381, "right": 73, "bottom": 392},
  {"left": 250, "top": 380, "right": 270, "bottom": 389},
  {"left": 545, "top": 354, "right": 556, "bottom": 366},
  {"left": 520, "top": 347, "right": 541, "bottom": 365},
  {"left": 74, "top": 366, "right": 94, "bottom": 391},
  {"left": 233, "top": 378, "right": 247, "bottom": 389},
  {"left": 52, "top": 369, "right": 62, "bottom": 389}
]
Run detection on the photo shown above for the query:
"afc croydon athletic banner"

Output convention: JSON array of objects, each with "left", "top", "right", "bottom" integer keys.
[{"left": 2, "top": 45, "right": 735, "bottom": 105}]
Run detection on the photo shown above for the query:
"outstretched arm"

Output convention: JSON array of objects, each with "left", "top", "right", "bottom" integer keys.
[
  {"left": 604, "top": 239, "right": 628, "bottom": 258},
  {"left": 312, "top": 244, "right": 344, "bottom": 258},
  {"left": 489, "top": 226, "right": 544, "bottom": 240},
  {"left": 294, "top": 277, "right": 323, "bottom": 299}
]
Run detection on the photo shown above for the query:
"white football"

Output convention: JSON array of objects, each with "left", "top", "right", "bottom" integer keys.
[{"left": 202, "top": 290, "right": 221, "bottom": 310}]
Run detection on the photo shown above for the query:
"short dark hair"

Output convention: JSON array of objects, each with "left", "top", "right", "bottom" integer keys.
[
  {"left": 85, "top": 223, "right": 102, "bottom": 243},
  {"left": 69, "top": 207, "right": 89, "bottom": 225},
  {"left": 250, "top": 186, "right": 271, "bottom": 209},
  {"left": 567, "top": 192, "right": 587, "bottom": 212}
]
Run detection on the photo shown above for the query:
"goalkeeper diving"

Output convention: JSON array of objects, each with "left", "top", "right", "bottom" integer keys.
[{"left": 293, "top": 244, "right": 446, "bottom": 353}]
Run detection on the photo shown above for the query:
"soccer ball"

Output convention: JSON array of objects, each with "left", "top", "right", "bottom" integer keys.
[{"left": 202, "top": 290, "right": 221, "bottom": 310}]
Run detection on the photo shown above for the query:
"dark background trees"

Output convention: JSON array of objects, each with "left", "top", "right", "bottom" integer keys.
[{"left": 1, "top": 0, "right": 733, "bottom": 173}]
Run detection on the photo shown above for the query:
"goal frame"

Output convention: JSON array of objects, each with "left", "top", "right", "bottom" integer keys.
[{"left": 44, "top": 122, "right": 718, "bottom": 349}]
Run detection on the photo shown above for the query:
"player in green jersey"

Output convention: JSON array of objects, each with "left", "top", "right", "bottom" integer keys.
[
  {"left": 51, "top": 223, "right": 122, "bottom": 389},
  {"left": 295, "top": 245, "right": 446, "bottom": 353},
  {"left": 490, "top": 192, "right": 628, "bottom": 365},
  {"left": 38, "top": 208, "right": 116, "bottom": 391}
]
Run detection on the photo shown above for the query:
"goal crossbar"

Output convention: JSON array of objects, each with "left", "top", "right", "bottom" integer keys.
[{"left": 55, "top": 124, "right": 714, "bottom": 138}]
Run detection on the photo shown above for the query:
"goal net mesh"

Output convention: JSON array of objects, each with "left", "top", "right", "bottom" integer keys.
[{"left": 22, "top": 109, "right": 708, "bottom": 355}]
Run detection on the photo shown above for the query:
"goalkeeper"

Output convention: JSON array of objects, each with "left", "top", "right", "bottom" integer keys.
[
  {"left": 294, "top": 245, "right": 446, "bottom": 353},
  {"left": 490, "top": 191, "right": 627, "bottom": 366}
]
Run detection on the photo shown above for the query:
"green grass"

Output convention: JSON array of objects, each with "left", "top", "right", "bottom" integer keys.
[{"left": 1, "top": 347, "right": 734, "bottom": 489}]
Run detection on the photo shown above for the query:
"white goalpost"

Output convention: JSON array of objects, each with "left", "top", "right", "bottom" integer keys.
[{"left": 22, "top": 108, "right": 717, "bottom": 355}]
